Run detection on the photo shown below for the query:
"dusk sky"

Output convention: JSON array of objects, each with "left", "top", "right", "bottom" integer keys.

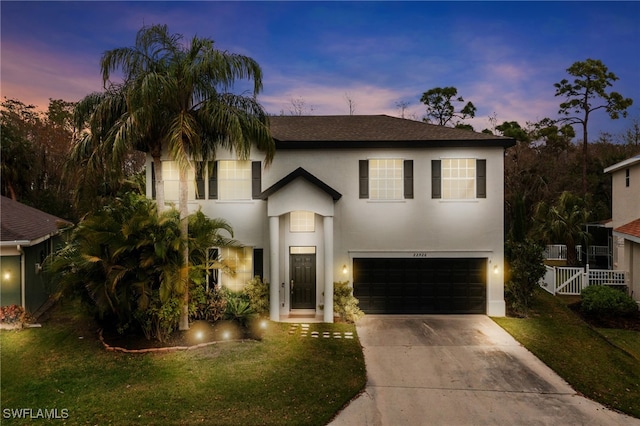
[{"left": 1, "top": 1, "right": 639, "bottom": 137}]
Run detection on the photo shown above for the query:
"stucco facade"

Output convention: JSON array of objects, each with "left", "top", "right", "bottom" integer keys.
[
  {"left": 146, "top": 115, "right": 514, "bottom": 321},
  {"left": 605, "top": 155, "right": 640, "bottom": 304}
]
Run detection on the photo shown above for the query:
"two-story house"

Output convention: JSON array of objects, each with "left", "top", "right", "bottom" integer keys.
[
  {"left": 146, "top": 115, "right": 515, "bottom": 321},
  {"left": 605, "top": 154, "right": 640, "bottom": 305}
]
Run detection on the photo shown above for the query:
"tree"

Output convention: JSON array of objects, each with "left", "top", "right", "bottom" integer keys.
[
  {"left": 495, "top": 121, "right": 530, "bottom": 143},
  {"left": 344, "top": 92, "right": 356, "bottom": 115},
  {"left": 96, "top": 24, "right": 275, "bottom": 330},
  {"left": 420, "top": 86, "right": 476, "bottom": 127},
  {"left": 281, "top": 97, "right": 315, "bottom": 116},
  {"left": 554, "top": 59, "right": 633, "bottom": 194},
  {"left": 1, "top": 97, "right": 79, "bottom": 219},
  {"left": 532, "top": 191, "right": 591, "bottom": 266}
]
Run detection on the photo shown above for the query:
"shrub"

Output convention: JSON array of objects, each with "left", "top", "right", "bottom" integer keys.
[
  {"left": 333, "top": 281, "right": 364, "bottom": 323},
  {"left": 580, "top": 285, "right": 638, "bottom": 319},
  {"left": 134, "top": 294, "right": 182, "bottom": 342},
  {"left": 190, "top": 285, "right": 227, "bottom": 322},
  {"left": 505, "top": 239, "right": 547, "bottom": 317},
  {"left": 242, "top": 276, "right": 269, "bottom": 316},
  {"left": 0, "top": 305, "right": 26, "bottom": 324},
  {"left": 224, "top": 291, "right": 256, "bottom": 328}
]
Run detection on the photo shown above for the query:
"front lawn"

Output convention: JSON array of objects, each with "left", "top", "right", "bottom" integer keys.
[
  {"left": 0, "top": 302, "right": 366, "bottom": 425},
  {"left": 493, "top": 290, "right": 640, "bottom": 419}
]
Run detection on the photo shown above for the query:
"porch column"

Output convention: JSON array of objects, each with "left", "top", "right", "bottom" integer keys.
[
  {"left": 323, "top": 216, "right": 334, "bottom": 323},
  {"left": 269, "top": 216, "right": 280, "bottom": 322}
]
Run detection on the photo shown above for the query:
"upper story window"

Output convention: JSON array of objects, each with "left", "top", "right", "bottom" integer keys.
[
  {"left": 204, "top": 160, "right": 261, "bottom": 201},
  {"left": 218, "top": 160, "right": 252, "bottom": 200},
  {"left": 359, "top": 159, "right": 413, "bottom": 200},
  {"left": 290, "top": 210, "right": 315, "bottom": 232},
  {"left": 162, "top": 160, "right": 181, "bottom": 201},
  {"left": 626, "top": 168, "right": 630, "bottom": 187},
  {"left": 432, "top": 158, "right": 486, "bottom": 199}
]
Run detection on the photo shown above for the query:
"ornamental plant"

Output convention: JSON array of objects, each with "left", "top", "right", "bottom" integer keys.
[
  {"left": 333, "top": 281, "right": 364, "bottom": 323},
  {"left": 0, "top": 305, "right": 26, "bottom": 324}
]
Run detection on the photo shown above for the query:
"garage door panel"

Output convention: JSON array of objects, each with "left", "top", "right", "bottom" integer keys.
[{"left": 354, "top": 258, "right": 487, "bottom": 314}]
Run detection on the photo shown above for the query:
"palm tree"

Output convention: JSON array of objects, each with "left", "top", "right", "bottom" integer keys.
[
  {"left": 94, "top": 24, "right": 275, "bottom": 329},
  {"left": 532, "top": 191, "right": 592, "bottom": 266}
]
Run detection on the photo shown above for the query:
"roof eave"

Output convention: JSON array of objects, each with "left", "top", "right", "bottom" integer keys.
[{"left": 274, "top": 139, "right": 516, "bottom": 149}]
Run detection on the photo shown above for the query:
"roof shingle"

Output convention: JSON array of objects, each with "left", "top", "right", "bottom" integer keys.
[
  {"left": 268, "top": 115, "right": 515, "bottom": 148},
  {"left": 1, "top": 196, "right": 71, "bottom": 244}
]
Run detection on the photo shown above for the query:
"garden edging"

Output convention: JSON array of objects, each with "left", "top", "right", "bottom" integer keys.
[{"left": 97, "top": 328, "right": 248, "bottom": 354}]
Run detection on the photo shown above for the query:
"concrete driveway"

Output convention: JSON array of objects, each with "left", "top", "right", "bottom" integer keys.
[{"left": 329, "top": 315, "right": 640, "bottom": 426}]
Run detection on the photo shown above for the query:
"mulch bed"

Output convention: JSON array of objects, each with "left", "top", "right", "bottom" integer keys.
[{"left": 100, "top": 320, "right": 256, "bottom": 351}]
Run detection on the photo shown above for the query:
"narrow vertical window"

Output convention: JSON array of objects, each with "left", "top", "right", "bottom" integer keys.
[{"left": 626, "top": 168, "right": 630, "bottom": 187}]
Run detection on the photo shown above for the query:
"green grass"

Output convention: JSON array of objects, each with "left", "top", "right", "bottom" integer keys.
[
  {"left": 0, "top": 301, "right": 366, "bottom": 425},
  {"left": 493, "top": 290, "right": 640, "bottom": 419}
]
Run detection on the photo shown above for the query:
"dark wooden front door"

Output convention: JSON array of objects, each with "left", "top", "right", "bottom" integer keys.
[{"left": 290, "top": 254, "right": 316, "bottom": 309}]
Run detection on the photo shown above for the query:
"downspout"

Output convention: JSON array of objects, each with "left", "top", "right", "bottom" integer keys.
[{"left": 17, "top": 244, "right": 26, "bottom": 309}]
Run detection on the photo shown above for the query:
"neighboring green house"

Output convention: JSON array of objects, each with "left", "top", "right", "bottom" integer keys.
[{"left": 0, "top": 196, "right": 71, "bottom": 314}]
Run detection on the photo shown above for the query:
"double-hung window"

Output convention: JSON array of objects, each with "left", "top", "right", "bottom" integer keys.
[
  {"left": 203, "top": 160, "right": 262, "bottom": 200},
  {"left": 218, "top": 160, "right": 252, "bottom": 200},
  {"left": 432, "top": 158, "right": 486, "bottom": 199},
  {"left": 359, "top": 159, "right": 413, "bottom": 200}
]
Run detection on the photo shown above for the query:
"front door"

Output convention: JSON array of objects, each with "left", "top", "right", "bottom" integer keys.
[{"left": 290, "top": 254, "right": 316, "bottom": 309}]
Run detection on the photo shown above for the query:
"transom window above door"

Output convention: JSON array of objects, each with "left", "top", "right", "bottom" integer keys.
[{"left": 290, "top": 210, "right": 315, "bottom": 232}]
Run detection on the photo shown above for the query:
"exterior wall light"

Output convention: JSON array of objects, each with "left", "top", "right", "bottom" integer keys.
[
  {"left": 342, "top": 265, "right": 348, "bottom": 275},
  {"left": 493, "top": 264, "right": 499, "bottom": 275},
  {"left": 3, "top": 270, "right": 11, "bottom": 281}
]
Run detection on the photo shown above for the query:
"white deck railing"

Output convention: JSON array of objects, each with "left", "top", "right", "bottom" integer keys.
[
  {"left": 539, "top": 265, "right": 629, "bottom": 296},
  {"left": 543, "top": 245, "right": 609, "bottom": 261}
]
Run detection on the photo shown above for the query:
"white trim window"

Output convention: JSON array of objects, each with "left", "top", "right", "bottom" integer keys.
[
  {"left": 442, "top": 158, "right": 476, "bottom": 199},
  {"left": 432, "top": 158, "right": 486, "bottom": 200},
  {"left": 290, "top": 211, "right": 315, "bottom": 232},
  {"left": 369, "top": 158, "right": 403, "bottom": 200},
  {"left": 220, "top": 246, "right": 253, "bottom": 292},
  {"left": 218, "top": 160, "right": 252, "bottom": 200}
]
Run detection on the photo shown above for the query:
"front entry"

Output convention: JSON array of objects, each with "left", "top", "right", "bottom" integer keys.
[{"left": 290, "top": 253, "right": 316, "bottom": 309}]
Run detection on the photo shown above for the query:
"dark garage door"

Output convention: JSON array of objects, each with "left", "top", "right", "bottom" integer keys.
[{"left": 353, "top": 258, "right": 486, "bottom": 314}]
